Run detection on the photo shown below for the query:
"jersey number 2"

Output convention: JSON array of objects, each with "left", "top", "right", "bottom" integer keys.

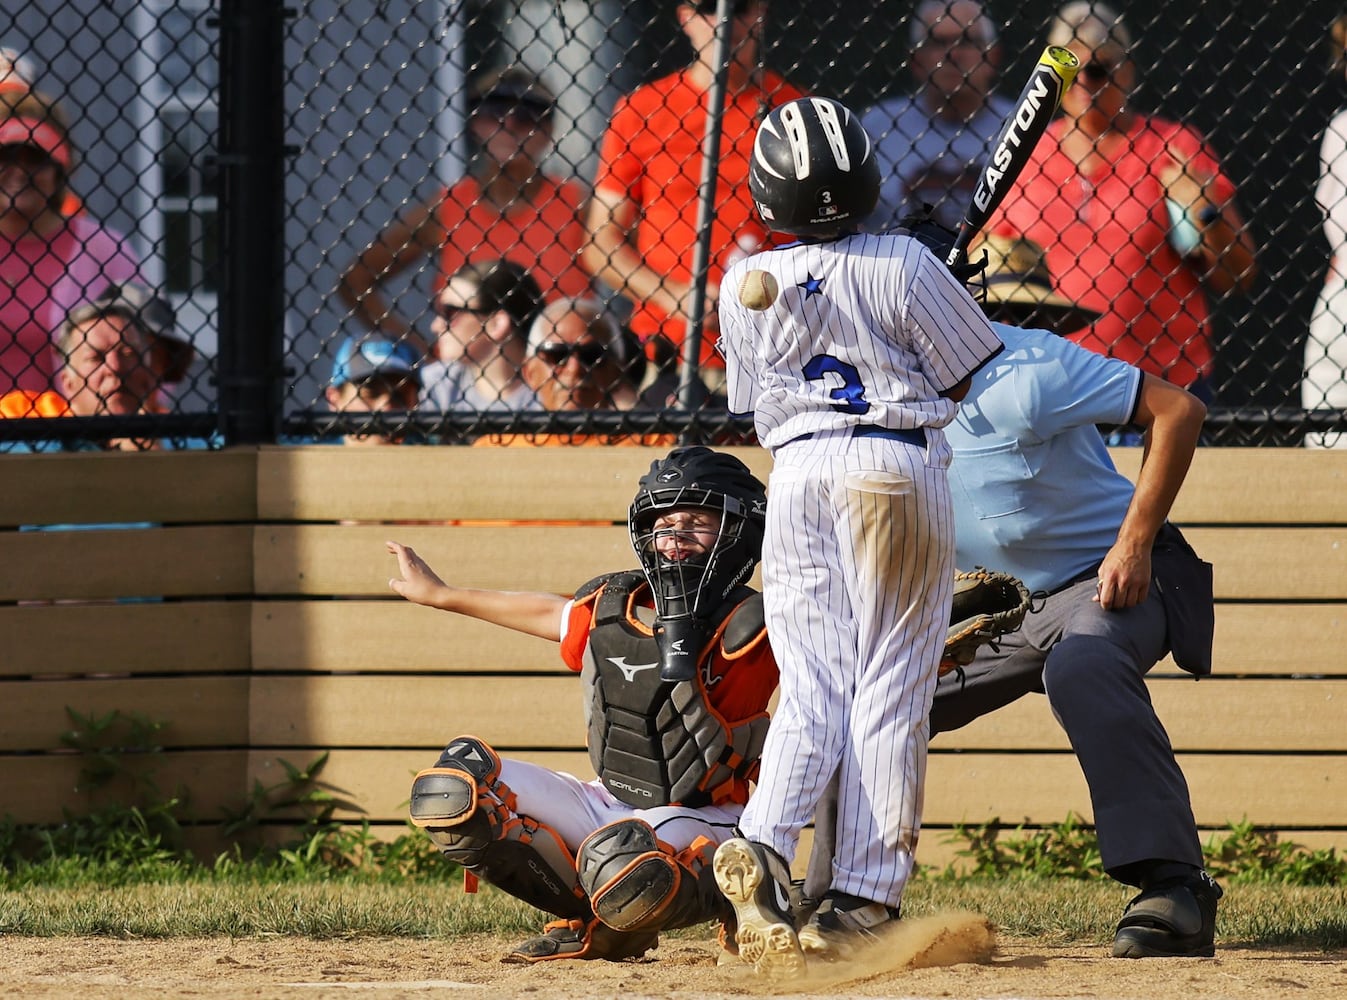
[{"left": 803, "top": 354, "right": 870, "bottom": 414}]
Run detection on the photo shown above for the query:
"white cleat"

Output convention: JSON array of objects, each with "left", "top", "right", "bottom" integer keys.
[{"left": 712, "top": 838, "right": 807, "bottom": 982}]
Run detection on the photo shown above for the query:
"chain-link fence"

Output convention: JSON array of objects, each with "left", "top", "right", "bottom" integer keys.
[{"left": 1, "top": 0, "right": 1345, "bottom": 449}]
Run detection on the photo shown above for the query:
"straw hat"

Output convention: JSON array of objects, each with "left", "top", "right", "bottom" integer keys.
[{"left": 972, "top": 233, "right": 1102, "bottom": 335}]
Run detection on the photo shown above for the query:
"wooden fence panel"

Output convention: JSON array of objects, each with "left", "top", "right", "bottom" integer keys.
[
  {"left": 2, "top": 525, "right": 254, "bottom": 602},
  {"left": 0, "top": 677, "right": 249, "bottom": 751},
  {"left": 0, "top": 751, "right": 247, "bottom": 825},
  {"left": 0, "top": 449, "right": 257, "bottom": 528},
  {"left": 252, "top": 524, "right": 635, "bottom": 597},
  {"left": 1, "top": 602, "right": 251, "bottom": 677},
  {"left": 249, "top": 675, "right": 585, "bottom": 748}
]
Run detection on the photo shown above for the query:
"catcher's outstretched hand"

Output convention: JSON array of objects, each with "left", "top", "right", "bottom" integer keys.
[
  {"left": 387, "top": 540, "right": 452, "bottom": 609},
  {"left": 941, "top": 567, "right": 1032, "bottom": 675}
]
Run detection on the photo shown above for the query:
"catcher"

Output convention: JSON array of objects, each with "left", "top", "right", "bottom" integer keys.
[
  {"left": 805, "top": 218, "right": 1222, "bottom": 962},
  {"left": 389, "top": 447, "right": 777, "bottom": 962}
]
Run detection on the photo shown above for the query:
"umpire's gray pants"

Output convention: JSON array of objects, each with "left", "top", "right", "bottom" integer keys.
[{"left": 806, "top": 529, "right": 1208, "bottom": 894}]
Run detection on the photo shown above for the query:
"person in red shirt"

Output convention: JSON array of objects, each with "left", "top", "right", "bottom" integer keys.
[
  {"left": 992, "top": 2, "right": 1255, "bottom": 404},
  {"left": 337, "top": 68, "right": 592, "bottom": 356},
  {"left": 583, "top": 1, "right": 805, "bottom": 386},
  {"left": 389, "top": 448, "right": 776, "bottom": 963}
]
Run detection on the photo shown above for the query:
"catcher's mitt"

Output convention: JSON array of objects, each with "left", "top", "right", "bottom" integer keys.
[{"left": 942, "top": 567, "right": 1032, "bottom": 675}]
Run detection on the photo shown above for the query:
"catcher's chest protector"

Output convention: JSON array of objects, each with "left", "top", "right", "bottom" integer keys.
[{"left": 581, "top": 572, "right": 768, "bottom": 809}]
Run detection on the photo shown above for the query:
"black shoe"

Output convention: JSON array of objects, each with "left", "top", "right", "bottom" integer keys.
[
  {"left": 712, "top": 838, "right": 807, "bottom": 982},
  {"left": 798, "top": 890, "right": 901, "bottom": 961},
  {"left": 1113, "top": 871, "right": 1222, "bottom": 958},
  {"left": 503, "top": 917, "right": 658, "bottom": 963}
]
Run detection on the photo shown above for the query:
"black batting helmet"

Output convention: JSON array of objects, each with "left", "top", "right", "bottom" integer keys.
[
  {"left": 629, "top": 447, "right": 767, "bottom": 681},
  {"left": 749, "top": 96, "right": 880, "bottom": 239}
]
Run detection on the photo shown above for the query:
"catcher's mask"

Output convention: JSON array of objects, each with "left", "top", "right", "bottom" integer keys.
[{"left": 628, "top": 447, "right": 767, "bottom": 682}]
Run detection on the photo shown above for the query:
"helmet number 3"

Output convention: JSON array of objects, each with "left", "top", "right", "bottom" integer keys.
[
  {"left": 780, "top": 99, "right": 853, "bottom": 180},
  {"left": 803, "top": 354, "right": 871, "bottom": 415}
]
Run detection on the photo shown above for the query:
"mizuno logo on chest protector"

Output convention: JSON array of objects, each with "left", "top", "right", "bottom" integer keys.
[{"left": 606, "top": 656, "right": 659, "bottom": 682}]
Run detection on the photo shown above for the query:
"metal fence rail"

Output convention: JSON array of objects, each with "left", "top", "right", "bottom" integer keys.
[{"left": 1, "top": 1, "right": 1345, "bottom": 448}]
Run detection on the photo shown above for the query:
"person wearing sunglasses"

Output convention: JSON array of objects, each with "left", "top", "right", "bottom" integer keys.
[
  {"left": 473, "top": 296, "right": 673, "bottom": 447},
  {"left": 420, "top": 258, "right": 544, "bottom": 413},
  {"left": 990, "top": 2, "right": 1255, "bottom": 434},
  {"left": 337, "top": 67, "right": 593, "bottom": 356},
  {"left": 862, "top": 0, "right": 1011, "bottom": 232}
]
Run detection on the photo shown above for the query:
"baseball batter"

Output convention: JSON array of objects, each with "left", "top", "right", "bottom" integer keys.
[{"left": 712, "top": 96, "right": 1003, "bottom": 978}]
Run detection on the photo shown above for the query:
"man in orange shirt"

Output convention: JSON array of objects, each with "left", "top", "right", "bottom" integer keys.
[
  {"left": 338, "top": 68, "right": 592, "bottom": 356},
  {"left": 583, "top": 1, "right": 804, "bottom": 386}
]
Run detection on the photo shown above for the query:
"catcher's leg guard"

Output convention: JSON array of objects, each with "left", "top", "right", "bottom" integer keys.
[
  {"left": 577, "top": 820, "right": 728, "bottom": 933},
  {"left": 410, "top": 736, "right": 588, "bottom": 919}
]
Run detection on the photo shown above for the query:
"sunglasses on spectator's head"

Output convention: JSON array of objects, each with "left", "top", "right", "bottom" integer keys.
[
  {"left": 535, "top": 341, "right": 611, "bottom": 368},
  {"left": 692, "top": 0, "right": 755, "bottom": 15}
]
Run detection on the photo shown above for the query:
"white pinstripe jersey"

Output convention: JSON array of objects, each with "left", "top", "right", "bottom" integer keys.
[{"left": 718, "top": 232, "right": 1003, "bottom": 450}]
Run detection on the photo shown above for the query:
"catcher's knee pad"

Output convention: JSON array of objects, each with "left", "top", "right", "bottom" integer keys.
[
  {"left": 409, "top": 735, "right": 502, "bottom": 829},
  {"left": 578, "top": 820, "right": 724, "bottom": 933}
]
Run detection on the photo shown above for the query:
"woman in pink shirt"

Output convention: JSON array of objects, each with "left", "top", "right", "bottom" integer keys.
[
  {"left": 994, "top": 3, "right": 1255, "bottom": 400},
  {"left": 0, "top": 88, "right": 143, "bottom": 399}
]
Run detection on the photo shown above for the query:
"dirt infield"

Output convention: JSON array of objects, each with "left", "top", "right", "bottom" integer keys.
[{"left": 4, "top": 912, "right": 1345, "bottom": 1000}]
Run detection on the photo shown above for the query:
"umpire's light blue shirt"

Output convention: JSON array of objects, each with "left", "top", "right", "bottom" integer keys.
[{"left": 946, "top": 323, "right": 1143, "bottom": 594}]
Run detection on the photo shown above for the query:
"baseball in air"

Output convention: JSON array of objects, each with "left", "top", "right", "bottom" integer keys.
[{"left": 738, "top": 269, "right": 780, "bottom": 311}]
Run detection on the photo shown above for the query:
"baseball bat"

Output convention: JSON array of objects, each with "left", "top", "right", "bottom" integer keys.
[{"left": 945, "top": 45, "right": 1081, "bottom": 267}]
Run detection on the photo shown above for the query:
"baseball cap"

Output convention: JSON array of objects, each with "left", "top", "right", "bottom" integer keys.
[
  {"left": 330, "top": 335, "right": 421, "bottom": 388},
  {"left": 64, "top": 283, "right": 177, "bottom": 343},
  {"left": 0, "top": 115, "right": 70, "bottom": 169},
  {"left": 972, "top": 234, "right": 1102, "bottom": 335}
]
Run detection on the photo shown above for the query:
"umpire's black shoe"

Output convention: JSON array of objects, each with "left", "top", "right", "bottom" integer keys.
[
  {"left": 1112, "top": 870, "right": 1223, "bottom": 958},
  {"left": 712, "top": 838, "right": 807, "bottom": 982}
]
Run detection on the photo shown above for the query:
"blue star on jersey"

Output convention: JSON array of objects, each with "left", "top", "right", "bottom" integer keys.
[{"left": 798, "top": 274, "right": 825, "bottom": 298}]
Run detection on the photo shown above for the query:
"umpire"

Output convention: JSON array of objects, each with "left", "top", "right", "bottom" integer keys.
[{"left": 807, "top": 231, "right": 1222, "bottom": 959}]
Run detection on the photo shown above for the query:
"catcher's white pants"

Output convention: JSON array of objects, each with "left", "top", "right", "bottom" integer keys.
[
  {"left": 738, "top": 430, "right": 952, "bottom": 909},
  {"left": 499, "top": 758, "right": 742, "bottom": 855}
]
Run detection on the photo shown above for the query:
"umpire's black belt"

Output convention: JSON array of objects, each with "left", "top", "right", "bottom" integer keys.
[{"left": 786, "top": 425, "right": 926, "bottom": 448}]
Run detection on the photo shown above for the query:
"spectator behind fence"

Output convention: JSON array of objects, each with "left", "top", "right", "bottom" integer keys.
[
  {"left": 326, "top": 334, "right": 422, "bottom": 447},
  {"left": 583, "top": 0, "right": 805, "bottom": 388},
  {"left": 337, "top": 68, "right": 592, "bottom": 355},
  {"left": 420, "top": 258, "right": 544, "bottom": 413},
  {"left": 863, "top": 0, "right": 1011, "bottom": 232},
  {"left": 0, "top": 88, "right": 143, "bottom": 395},
  {"left": 0, "top": 286, "right": 184, "bottom": 451},
  {"left": 991, "top": 3, "right": 1256, "bottom": 411},
  {"left": 473, "top": 296, "right": 673, "bottom": 447},
  {"left": 1305, "top": 13, "right": 1347, "bottom": 450}
]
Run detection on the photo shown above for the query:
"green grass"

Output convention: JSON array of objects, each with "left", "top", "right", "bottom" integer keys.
[
  {"left": 3, "top": 877, "right": 1344, "bottom": 949},
  {"left": 3, "top": 711, "right": 1343, "bottom": 948}
]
